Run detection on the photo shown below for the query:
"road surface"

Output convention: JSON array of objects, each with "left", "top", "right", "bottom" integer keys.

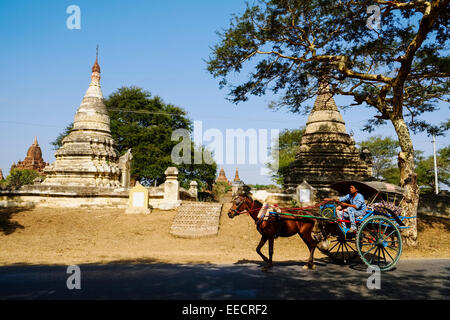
[{"left": 0, "top": 258, "right": 448, "bottom": 300}]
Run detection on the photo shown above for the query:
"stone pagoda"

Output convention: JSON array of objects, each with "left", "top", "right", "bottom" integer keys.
[
  {"left": 42, "top": 53, "right": 121, "bottom": 188},
  {"left": 285, "top": 81, "right": 372, "bottom": 195},
  {"left": 216, "top": 168, "right": 231, "bottom": 185},
  {"left": 233, "top": 168, "right": 242, "bottom": 183},
  {"left": 232, "top": 168, "right": 244, "bottom": 197},
  {"left": 11, "top": 137, "right": 48, "bottom": 173}
]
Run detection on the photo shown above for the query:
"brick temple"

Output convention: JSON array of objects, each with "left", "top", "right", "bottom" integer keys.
[
  {"left": 216, "top": 168, "right": 231, "bottom": 185},
  {"left": 11, "top": 137, "right": 48, "bottom": 173}
]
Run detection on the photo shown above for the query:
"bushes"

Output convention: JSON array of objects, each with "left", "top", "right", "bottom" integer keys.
[
  {"left": 212, "top": 181, "right": 232, "bottom": 201},
  {"left": 2, "top": 169, "right": 41, "bottom": 189}
]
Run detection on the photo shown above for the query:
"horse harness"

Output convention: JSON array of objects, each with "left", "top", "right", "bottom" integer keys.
[{"left": 232, "top": 197, "right": 326, "bottom": 242}]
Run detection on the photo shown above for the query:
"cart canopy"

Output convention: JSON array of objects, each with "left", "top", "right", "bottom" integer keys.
[{"left": 329, "top": 181, "right": 404, "bottom": 198}]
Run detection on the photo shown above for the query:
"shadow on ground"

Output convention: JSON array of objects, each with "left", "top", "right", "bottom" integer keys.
[
  {"left": 0, "top": 207, "right": 32, "bottom": 235},
  {"left": 0, "top": 257, "right": 448, "bottom": 300},
  {"left": 417, "top": 212, "right": 450, "bottom": 232}
]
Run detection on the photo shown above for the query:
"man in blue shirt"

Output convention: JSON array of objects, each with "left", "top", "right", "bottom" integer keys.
[{"left": 327, "top": 185, "right": 366, "bottom": 233}]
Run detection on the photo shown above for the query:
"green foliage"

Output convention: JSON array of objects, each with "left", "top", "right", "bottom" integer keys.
[
  {"left": 266, "top": 127, "right": 305, "bottom": 185},
  {"left": 177, "top": 145, "right": 217, "bottom": 191},
  {"left": 290, "top": 198, "right": 300, "bottom": 208},
  {"left": 380, "top": 147, "right": 449, "bottom": 193},
  {"left": 248, "top": 184, "right": 279, "bottom": 190},
  {"left": 4, "top": 169, "right": 40, "bottom": 189},
  {"left": 416, "top": 146, "right": 450, "bottom": 193},
  {"left": 207, "top": 0, "right": 449, "bottom": 133},
  {"left": 198, "top": 191, "right": 216, "bottom": 202},
  {"left": 212, "top": 181, "right": 232, "bottom": 200},
  {"left": 107, "top": 87, "right": 217, "bottom": 188},
  {"left": 358, "top": 135, "right": 400, "bottom": 179},
  {"left": 107, "top": 87, "right": 192, "bottom": 186},
  {"left": 379, "top": 166, "right": 401, "bottom": 185}
]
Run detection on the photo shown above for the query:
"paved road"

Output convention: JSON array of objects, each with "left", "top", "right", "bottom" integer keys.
[{"left": 0, "top": 258, "right": 448, "bottom": 300}]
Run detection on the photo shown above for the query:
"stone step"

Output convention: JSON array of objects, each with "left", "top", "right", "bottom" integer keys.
[{"left": 170, "top": 202, "right": 223, "bottom": 238}]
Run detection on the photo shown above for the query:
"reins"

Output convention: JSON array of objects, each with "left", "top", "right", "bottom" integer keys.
[{"left": 232, "top": 197, "right": 338, "bottom": 222}]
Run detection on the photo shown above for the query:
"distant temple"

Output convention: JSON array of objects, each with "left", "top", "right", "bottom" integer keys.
[
  {"left": 233, "top": 168, "right": 241, "bottom": 183},
  {"left": 285, "top": 81, "right": 372, "bottom": 194},
  {"left": 42, "top": 52, "right": 121, "bottom": 188},
  {"left": 216, "top": 168, "right": 231, "bottom": 185},
  {"left": 11, "top": 137, "right": 48, "bottom": 173}
]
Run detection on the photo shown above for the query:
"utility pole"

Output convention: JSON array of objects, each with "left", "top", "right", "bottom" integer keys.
[{"left": 432, "top": 134, "right": 439, "bottom": 195}]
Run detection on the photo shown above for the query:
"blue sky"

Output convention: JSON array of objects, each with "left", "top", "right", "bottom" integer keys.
[{"left": 0, "top": 0, "right": 448, "bottom": 185}]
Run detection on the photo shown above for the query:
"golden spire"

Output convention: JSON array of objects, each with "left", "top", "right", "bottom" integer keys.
[
  {"left": 92, "top": 45, "right": 100, "bottom": 73},
  {"left": 234, "top": 168, "right": 241, "bottom": 182}
]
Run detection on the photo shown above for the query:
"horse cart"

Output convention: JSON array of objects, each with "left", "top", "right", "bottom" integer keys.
[
  {"left": 228, "top": 181, "right": 415, "bottom": 272},
  {"left": 314, "top": 181, "right": 414, "bottom": 271}
]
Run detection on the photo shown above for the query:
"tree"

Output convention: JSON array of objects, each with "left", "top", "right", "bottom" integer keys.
[
  {"left": 267, "top": 127, "right": 305, "bottom": 185},
  {"left": 416, "top": 145, "right": 450, "bottom": 192},
  {"left": 358, "top": 135, "right": 400, "bottom": 179},
  {"left": 177, "top": 144, "right": 218, "bottom": 190},
  {"left": 52, "top": 87, "right": 217, "bottom": 189},
  {"left": 207, "top": 0, "right": 450, "bottom": 246},
  {"left": 4, "top": 169, "right": 40, "bottom": 189},
  {"left": 377, "top": 149, "right": 424, "bottom": 184}
]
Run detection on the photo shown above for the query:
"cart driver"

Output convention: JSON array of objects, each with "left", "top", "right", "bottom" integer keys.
[{"left": 325, "top": 185, "right": 366, "bottom": 233}]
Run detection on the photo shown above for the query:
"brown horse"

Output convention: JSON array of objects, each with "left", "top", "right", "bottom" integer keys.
[{"left": 228, "top": 190, "right": 323, "bottom": 270}]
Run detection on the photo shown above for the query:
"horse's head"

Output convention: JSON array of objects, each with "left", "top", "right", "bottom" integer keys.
[{"left": 228, "top": 195, "right": 250, "bottom": 218}]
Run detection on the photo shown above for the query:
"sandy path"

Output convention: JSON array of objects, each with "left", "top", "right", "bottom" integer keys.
[{"left": 0, "top": 205, "right": 448, "bottom": 266}]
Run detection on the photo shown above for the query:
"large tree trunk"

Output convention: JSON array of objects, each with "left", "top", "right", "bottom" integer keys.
[{"left": 392, "top": 117, "right": 419, "bottom": 247}]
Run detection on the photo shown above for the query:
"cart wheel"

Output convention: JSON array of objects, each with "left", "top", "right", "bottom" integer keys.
[
  {"left": 356, "top": 215, "right": 403, "bottom": 271},
  {"left": 319, "top": 233, "right": 358, "bottom": 264}
]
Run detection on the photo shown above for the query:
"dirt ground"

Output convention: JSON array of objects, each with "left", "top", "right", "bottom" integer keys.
[{"left": 0, "top": 204, "right": 449, "bottom": 266}]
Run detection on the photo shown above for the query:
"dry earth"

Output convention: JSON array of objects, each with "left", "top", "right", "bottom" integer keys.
[{"left": 0, "top": 204, "right": 449, "bottom": 266}]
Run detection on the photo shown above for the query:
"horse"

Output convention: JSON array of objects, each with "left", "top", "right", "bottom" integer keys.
[{"left": 228, "top": 189, "right": 324, "bottom": 270}]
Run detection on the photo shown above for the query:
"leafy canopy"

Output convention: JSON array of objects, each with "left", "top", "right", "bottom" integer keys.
[
  {"left": 358, "top": 135, "right": 400, "bottom": 179},
  {"left": 207, "top": 0, "right": 449, "bottom": 134},
  {"left": 1, "top": 169, "right": 40, "bottom": 189},
  {"left": 266, "top": 127, "right": 305, "bottom": 185}
]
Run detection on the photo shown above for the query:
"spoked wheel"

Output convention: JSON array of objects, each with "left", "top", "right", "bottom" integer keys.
[
  {"left": 356, "top": 215, "right": 403, "bottom": 271},
  {"left": 319, "top": 233, "right": 359, "bottom": 264}
]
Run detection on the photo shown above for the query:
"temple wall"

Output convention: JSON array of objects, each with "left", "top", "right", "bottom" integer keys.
[
  {"left": 0, "top": 190, "right": 168, "bottom": 209},
  {"left": 0, "top": 176, "right": 197, "bottom": 210},
  {"left": 417, "top": 193, "right": 450, "bottom": 217},
  {"left": 0, "top": 194, "right": 128, "bottom": 209}
]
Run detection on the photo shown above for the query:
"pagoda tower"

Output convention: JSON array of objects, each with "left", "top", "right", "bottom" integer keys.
[
  {"left": 11, "top": 137, "right": 48, "bottom": 173},
  {"left": 233, "top": 168, "right": 241, "bottom": 182},
  {"left": 42, "top": 52, "right": 121, "bottom": 187},
  {"left": 285, "top": 81, "right": 372, "bottom": 194},
  {"left": 216, "top": 168, "right": 231, "bottom": 185}
]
